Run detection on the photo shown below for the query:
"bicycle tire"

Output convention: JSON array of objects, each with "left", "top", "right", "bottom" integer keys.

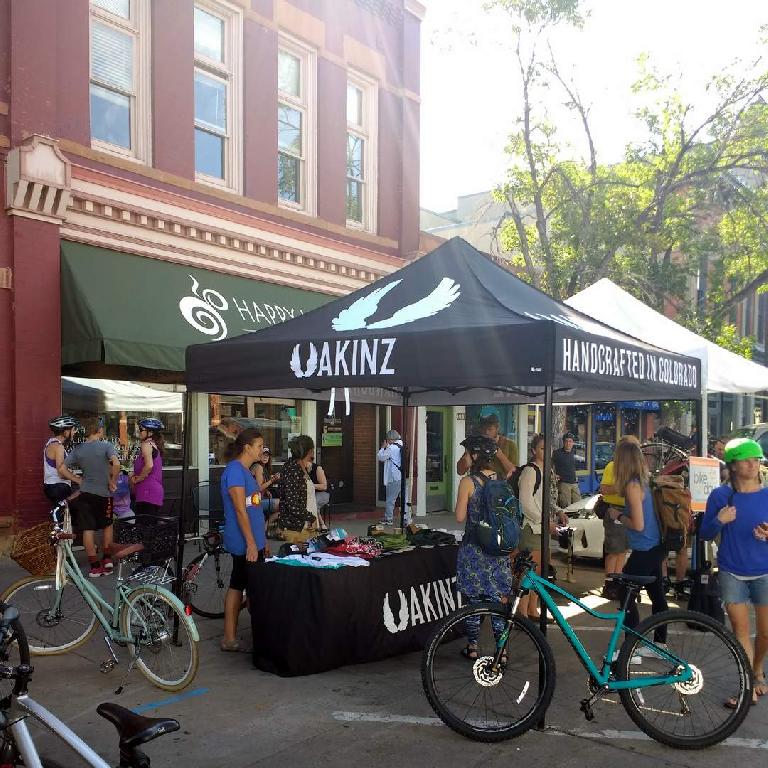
[
  {"left": 120, "top": 586, "right": 199, "bottom": 692},
  {"left": 0, "top": 577, "right": 97, "bottom": 656},
  {"left": 616, "top": 609, "right": 752, "bottom": 749},
  {"left": 421, "top": 603, "right": 556, "bottom": 742},
  {"left": 184, "top": 550, "right": 232, "bottom": 619}
]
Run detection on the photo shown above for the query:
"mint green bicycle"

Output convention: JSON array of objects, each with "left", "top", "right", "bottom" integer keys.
[
  {"left": 422, "top": 551, "right": 752, "bottom": 749},
  {"left": 1, "top": 499, "right": 199, "bottom": 692}
]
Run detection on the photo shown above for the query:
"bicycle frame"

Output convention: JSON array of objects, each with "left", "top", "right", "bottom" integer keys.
[
  {"left": 515, "top": 569, "right": 694, "bottom": 691},
  {"left": 48, "top": 540, "right": 198, "bottom": 646},
  {"left": 7, "top": 694, "right": 110, "bottom": 768}
]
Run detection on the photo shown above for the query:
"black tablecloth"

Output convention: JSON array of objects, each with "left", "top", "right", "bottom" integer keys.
[{"left": 247, "top": 545, "right": 459, "bottom": 677}]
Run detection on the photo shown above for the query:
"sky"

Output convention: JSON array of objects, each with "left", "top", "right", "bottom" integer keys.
[{"left": 419, "top": 0, "right": 768, "bottom": 213}]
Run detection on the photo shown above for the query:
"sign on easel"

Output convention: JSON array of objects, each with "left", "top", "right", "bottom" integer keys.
[{"left": 688, "top": 457, "right": 722, "bottom": 512}]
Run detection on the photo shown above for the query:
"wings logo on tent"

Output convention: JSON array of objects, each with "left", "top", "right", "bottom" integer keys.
[
  {"left": 331, "top": 278, "right": 461, "bottom": 332},
  {"left": 290, "top": 342, "right": 318, "bottom": 378}
]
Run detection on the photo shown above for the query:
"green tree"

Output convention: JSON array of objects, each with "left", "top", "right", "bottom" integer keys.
[{"left": 487, "top": 0, "right": 768, "bottom": 352}]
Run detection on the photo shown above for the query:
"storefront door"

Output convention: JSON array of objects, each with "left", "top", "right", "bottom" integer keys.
[
  {"left": 317, "top": 410, "right": 354, "bottom": 504},
  {"left": 426, "top": 407, "right": 451, "bottom": 513}
]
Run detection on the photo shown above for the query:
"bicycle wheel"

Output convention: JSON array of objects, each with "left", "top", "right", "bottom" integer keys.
[
  {"left": 184, "top": 550, "right": 232, "bottom": 619},
  {"left": 616, "top": 609, "right": 752, "bottom": 749},
  {"left": 421, "top": 603, "right": 556, "bottom": 742},
  {"left": 0, "top": 604, "right": 30, "bottom": 702},
  {"left": 0, "top": 577, "right": 97, "bottom": 655},
  {"left": 120, "top": 586, "right": 199, "bottom": 691}
]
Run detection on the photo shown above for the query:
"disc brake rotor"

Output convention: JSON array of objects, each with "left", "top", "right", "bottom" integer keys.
[
  {"left": 673, "top": 663, "right": 703, "bottom": 695},
  {"left": 473, "top": 657, "right": 503, "bottom": 687}
]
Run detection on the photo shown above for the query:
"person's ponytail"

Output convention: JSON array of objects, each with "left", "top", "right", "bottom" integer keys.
[{"left": 225, "top": 428, "right": 262, "bottom": 462}]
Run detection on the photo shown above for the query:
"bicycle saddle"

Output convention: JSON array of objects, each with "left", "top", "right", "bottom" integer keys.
[
  {"left": 97, "top": 703, "right": 179, "bottom": 749},
  {"left": 607, "top": 573, "right": 657, "bottom": 587}
]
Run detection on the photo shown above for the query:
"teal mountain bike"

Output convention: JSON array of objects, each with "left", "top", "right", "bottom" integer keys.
[{"left": 421, "top": 551, "right": 752, "bottom": 749}]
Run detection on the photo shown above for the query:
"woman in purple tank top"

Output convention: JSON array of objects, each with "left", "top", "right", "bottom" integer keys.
[{"left": 131, "top": 417, "right": 165, "bottom": 515}]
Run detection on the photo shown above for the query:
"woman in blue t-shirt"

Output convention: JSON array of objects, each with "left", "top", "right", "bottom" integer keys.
[
  {"left": 701, "top": 438, "right": 768, "bottom": 705},
  {"left": 607, "top": 436, "right": 668, "bottom": 646},
  {"left": 220, "top": 428, "right": 265, "bottom": 652}
]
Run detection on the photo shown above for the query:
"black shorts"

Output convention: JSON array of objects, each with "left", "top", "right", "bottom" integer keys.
[
  {"left": 43, "top": 483, "right": 73, "bottom": 505},
  {"left": 134, "top": 501, "right": 162, "bottom": 517},
  {"left": 75, "top": 492, "right": 112, "bottom": 532},
  {"left": 229, "top": 551, "right": 265, "bottom": 592}
]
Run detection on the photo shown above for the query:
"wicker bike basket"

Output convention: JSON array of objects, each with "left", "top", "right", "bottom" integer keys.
[{"left": 11, "top": 522, "right": 57, "bottom": 576}]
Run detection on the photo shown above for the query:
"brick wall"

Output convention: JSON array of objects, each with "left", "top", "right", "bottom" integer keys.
[{"left": 353, "top": 404, "right": 377, "bottom": 505}]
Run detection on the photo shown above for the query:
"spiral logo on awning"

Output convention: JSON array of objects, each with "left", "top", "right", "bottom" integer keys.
[{"left": 179, "top": 276, "right": 228, "bottom": 340}]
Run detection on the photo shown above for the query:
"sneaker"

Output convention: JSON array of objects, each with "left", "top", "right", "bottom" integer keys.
[
  {"left": 88, "top": 566, "right": 108, "bottom": 578},
  {"left": 102, "top": 558, "right": 114, "bottom": 571},
  {"left": 379, "top": 519, "right": 392, "bottom": 527},
  {"left": 636, "top": 643, "right": 668, "bottom": 659}
]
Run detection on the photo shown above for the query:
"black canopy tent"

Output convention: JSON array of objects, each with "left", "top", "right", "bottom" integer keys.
[{"left": 181, "top": 237, "right": 702, "bottom": 639}]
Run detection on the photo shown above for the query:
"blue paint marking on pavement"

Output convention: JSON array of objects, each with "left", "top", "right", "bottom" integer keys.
[{"left": 132, "top": 687, "right": 209, "bottom": 715}]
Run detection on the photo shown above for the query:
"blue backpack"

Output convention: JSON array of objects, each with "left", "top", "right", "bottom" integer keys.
[{"left": 467, "top": 476, "right": 523, "bottom": 556}]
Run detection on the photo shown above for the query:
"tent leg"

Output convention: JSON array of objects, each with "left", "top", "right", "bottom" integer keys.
[
  {"left": 694, "top": 397, "right": 704, "bottom": 456},
  {"left": 400, "top": 387, "right": 409, "bottom": 529},
  {"left": 175, "top": 392, "right": 192, "bottom": 602},
  {"left": 537, "top": 385, "right": 554, "bottom": 730}
]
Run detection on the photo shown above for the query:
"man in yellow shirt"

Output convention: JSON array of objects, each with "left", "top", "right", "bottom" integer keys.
[{"left": 598, "top": 458, "right": 628, "bottom": 598}]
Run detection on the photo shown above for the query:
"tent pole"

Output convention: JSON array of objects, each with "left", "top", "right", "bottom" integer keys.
[
  {"left": 175, "top": 391, "right": 192, "bottom": 601},
  {"left": 537, "top": 385, "right": 554, "bottom": 730},
  {"left": 400, "top": 387, "right": 410, "bottom": 529},
  {"left": 694, "top": 397, "right": 704, "bottom": 456}
]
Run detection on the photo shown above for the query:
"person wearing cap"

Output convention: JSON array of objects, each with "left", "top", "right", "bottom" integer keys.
[
  {"left": 214, "top": 417, "right": 243, "bottom": 465},
  {"left": 456, "top": 413, "right": 518, "bottom": 480},
  {"left": 552, "top": 432, "right": 581, "bottom": 508},
  {"left": 377, "top": 429, "right": 404, "bottom": 526},
  {"left": 44, "top": 416, "right": 81, "bottom": 504},
  {"left": 701, "top": 437, "right": 768, "bottom": 705}
]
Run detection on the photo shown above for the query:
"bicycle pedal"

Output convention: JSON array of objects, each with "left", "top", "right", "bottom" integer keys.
[
  {"left": 100, "top": 658, "right": 117, "bottom": 674},
  {"left": 579, "top": 699, "right": 595, "bottom": 721}
]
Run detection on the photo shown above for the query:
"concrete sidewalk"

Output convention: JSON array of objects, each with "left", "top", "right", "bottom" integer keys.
[{"left": 1, "top": 526, "right": 765, "bottom": 767}]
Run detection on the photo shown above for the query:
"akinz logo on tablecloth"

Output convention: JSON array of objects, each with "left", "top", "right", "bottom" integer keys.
[
  {"left": 290, "top": 277, "right": 461, "bottom": 379},
  {"left": 382, "top": 576, "right": 464, "bottom": 634}
]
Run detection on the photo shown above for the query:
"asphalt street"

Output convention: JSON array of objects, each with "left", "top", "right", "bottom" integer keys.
[{"left": 1, "top": 517, "right": 766, "bottom": 768}]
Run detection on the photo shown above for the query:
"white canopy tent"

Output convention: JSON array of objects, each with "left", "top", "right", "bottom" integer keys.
[{"left": 565, "top": 278, "right": 768, "bottom": 447}]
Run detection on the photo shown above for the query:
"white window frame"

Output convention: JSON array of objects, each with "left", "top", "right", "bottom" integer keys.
[
  {"left": 89, "top": 0, "right": 151, "bottom": 163},
  {"left": 346, "top": 70, "right": 378, "bottom": 233},
  {"left": 277, "top": 35, "right": 316, "bottom": 216},
  {"left": 193, "top": 0, "right": 242, "bottom": 193}
]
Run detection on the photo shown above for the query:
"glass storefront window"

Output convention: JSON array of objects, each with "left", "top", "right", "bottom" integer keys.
[
  {"left": 594, "top": 403, "right": 617, "bottom": 470},
  {"left": 564, "top": 405, "right": 589, "bottom": 471},
  {"left": 61, "top": 378, "right": 185, "bottom": 467},
  {"left": 209, "top": 395, "right": 299, "bottom": 465}
]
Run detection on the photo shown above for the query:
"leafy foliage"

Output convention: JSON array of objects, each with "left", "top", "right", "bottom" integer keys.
[{"left": 487, "top": 0, "right": 768, "bottom": 356}]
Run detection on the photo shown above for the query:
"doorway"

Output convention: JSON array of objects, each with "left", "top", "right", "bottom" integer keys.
[
  {"left": 426, "top": 407, "right": 452, "bottom": 513},
  {"left": 316, "top": 409, "right": 354, "bottom": 503}
]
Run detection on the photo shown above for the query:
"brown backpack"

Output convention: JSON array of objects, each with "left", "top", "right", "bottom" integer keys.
[{"left": 652, "top": 476, "right": 691, "bottom": 551}]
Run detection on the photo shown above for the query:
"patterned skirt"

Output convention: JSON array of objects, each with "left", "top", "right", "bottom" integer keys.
[{"left": 456, "top": 541, "right": 514, "bottom": 601}]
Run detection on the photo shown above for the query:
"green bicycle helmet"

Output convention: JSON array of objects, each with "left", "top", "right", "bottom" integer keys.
[{"left": 723, "top": 437, "right": 764, "bottom": 463}]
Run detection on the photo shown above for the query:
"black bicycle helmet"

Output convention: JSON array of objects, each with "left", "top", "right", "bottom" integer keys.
[
  {"left": 460, "top": 435, "right": 498, "bottom": 457},
  {"left": 48, "top": 416, "right": 79, "bottom": 431},
  {"left": 138, "top": 417, "right": 164, "bottom": 431}
]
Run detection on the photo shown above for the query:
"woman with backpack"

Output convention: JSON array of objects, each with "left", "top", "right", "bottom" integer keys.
[
  {"left": 455, "top": 435, "right": 513, "bottom": 662},
  {"left": 701, "top": 437, "right": 768, "bottom": 707},
  {"left": 516, "top": 433, "right": 564, "bottom": 621},
  {"left": 606, "top": 436, "right": 669, "bottom": 650}
]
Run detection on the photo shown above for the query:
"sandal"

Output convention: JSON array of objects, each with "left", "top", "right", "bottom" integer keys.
[
  {"left": 724, "top": 694, "right": 758, "bottom": 709},
  {"left": 460, "top": 645, "right": 478, "bottom": 661},
  {"left": 754, "top": 677, "right": 768, "bottom": 697},
  {"left": 220, "top": 638, "right": 251, "bottom": 653}
]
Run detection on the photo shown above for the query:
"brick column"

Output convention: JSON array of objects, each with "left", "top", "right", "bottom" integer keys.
[
  {"left": 353, "top": 404, "right": 377, "bottom": 505},
  {"left": 4, "top": 136, "right": 71, "bottom": 530}
]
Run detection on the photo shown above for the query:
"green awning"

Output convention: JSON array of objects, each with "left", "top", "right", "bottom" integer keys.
[{"left": 61, "top": 241, "right": 330, "bottom": 372}]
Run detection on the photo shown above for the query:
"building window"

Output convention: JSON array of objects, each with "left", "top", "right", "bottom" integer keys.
[
  {"left": 277, "top": 38, "right": 315, "bottom": 213},
  {"left": 194, "top": 2, "right": 242, "bottom": 191},
  {"left": 346, "top": 72, "right": 378, "bottom": 231},
  {"left": 89, "top": 0, "right": 150, "bottom": 161}
]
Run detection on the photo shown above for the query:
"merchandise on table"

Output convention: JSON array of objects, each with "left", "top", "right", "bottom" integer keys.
[{"left": 266, "top": 552, "right": 370, "bottom": 568}]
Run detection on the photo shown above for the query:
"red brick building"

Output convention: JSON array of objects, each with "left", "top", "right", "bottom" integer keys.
[{"left": 0, "top": 0, "right": 425, "bottom": 530}]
